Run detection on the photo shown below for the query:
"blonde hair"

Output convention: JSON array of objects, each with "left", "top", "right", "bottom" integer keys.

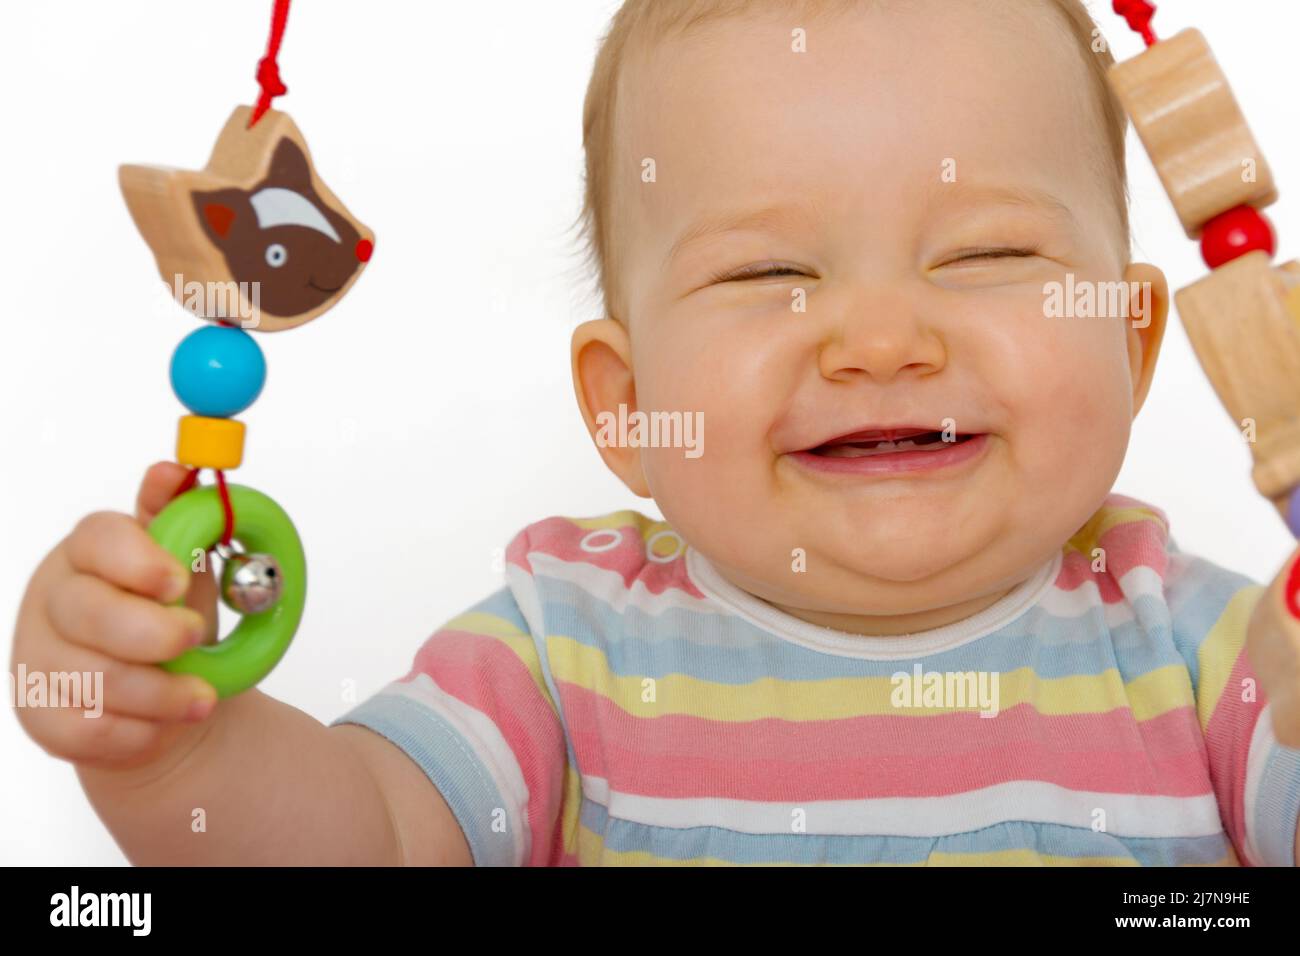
[{"left": 577, "top": 0, "right": 1131, "bottom": 319}]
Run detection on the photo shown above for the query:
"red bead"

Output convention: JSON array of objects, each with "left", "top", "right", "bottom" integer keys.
[
  {"left": 355, "top": 238, "right": 373, "bottom": 262},
  {"left": 1200, "top": 206, "right": 1275, "bottom": 269}
]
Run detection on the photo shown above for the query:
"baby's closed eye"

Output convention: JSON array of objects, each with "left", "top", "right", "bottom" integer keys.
[
  {"left": 709, "top": 261, "right": 814, "bottom": 284},
  {"left": 935, "top": 246, "right": 1041, "bottom": 268}
]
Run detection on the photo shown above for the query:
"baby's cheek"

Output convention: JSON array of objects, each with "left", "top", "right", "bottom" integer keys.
[
  {"left": 636, "top": 337, "right": 789, "bottom": 554},
  {"left": 1013, "top": 322, "right": 1134, "bottom": 501}
]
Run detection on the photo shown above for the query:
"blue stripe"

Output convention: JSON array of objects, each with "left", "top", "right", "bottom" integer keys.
[
  {"left": 576, "top": 798, "right": 1231, "bottom": 865},
  {"left": 1167, "top": 555, "right": 1259, "bottom": 688},
  {"left": 331, "top": 693, "right": 517, "bottom": 867},
  {"left": 533, "top": 579, "right": 1193, "bottom": 683},
  {"left": 1253, "top": 736, "right": 1300, "bottom": 866}
]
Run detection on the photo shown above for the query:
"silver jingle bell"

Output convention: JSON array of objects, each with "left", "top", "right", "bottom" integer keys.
[{"left": 220, "top": 552, "right": 285, "bottom": 615}]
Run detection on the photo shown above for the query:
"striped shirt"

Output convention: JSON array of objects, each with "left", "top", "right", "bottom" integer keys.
[{"left": 334, "top": 494, "right": 1300, "bottom": 866}]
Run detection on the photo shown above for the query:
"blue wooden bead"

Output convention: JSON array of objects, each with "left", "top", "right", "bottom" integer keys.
[{"left": 170, "top": 326, "right": 267, "bottom": 418}]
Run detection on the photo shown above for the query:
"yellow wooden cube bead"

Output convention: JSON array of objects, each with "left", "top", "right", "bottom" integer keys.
[{"left": 176, "top": 415, "right": 245, "bottom": 470}]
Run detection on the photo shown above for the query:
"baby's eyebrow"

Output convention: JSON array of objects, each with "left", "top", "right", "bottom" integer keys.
[
  {"left": 663, "top": 186, "right": 1076, "bottom": 267},
  {"left": 664, "top": 200, "right": 821, "bottom": 267},
  {"left": 927, "top": 182, "right": 1078, "bottom": 227}
]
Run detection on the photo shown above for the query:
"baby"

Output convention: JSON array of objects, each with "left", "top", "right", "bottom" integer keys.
[{"left": 12, "top": 0, "right": 1300, "bottom": 866}]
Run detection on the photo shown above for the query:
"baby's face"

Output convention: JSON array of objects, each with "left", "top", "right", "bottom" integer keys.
[{"left": 582, "top": 0, "right": 1166, "bottom": 631}]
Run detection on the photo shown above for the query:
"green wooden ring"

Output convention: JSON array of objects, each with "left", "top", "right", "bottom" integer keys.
[{"left": 149, "top": 484, "right": 306, "bottom": 698}]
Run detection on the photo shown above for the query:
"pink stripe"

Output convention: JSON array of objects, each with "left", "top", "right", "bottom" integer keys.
[
  {"left": 558, "top": 683, "right": 1213, "bottom": 800},
  {"left": 1201, "top": 645, "right": 1266, "bottom": 863},
  {"left": 1056, "top": 502, "right": 1169, "bottom": 603},
  {"left": 506, "top": 516, "right": 706, "bottom": 598},
  {"left": 401, "top": 629, "right": 566, "bottom": 866}
]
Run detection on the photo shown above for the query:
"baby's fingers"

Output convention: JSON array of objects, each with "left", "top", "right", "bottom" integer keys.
[
  {"left": 135, "top": 461, "right": 196, "bottom": 527},
  {"left": 64, "top": 511, "right": 189, "bottom": 603},
  {"left": 48, "top": 572, "right": 206, "bottom": 663},
  {"left": 23, "top": 705, "right": 165, "bottom": 765},
  {"left": 23, "top": 641, "right": 215, "bottom": 730},
  {"left": 90, "top": 649, "right": 217, "bottom": 724}
]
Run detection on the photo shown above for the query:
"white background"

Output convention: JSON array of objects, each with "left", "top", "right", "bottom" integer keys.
[{"left": 1, "top": 0, "right": 1296, "bottom": 865}]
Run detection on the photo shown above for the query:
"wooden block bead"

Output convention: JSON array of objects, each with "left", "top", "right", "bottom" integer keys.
[
  {"left": 176, "top": 415, "right": 246, "bottom": 470},
  {"left": 1108, "top": 29, "right": 1277, "bottom": 238},
  {"left": 1174, "top": 251, "right": 1300, "bottom": 502}
]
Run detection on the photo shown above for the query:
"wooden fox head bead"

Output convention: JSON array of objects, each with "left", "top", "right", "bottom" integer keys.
[{"left": 120, "top": 106, "right": 374, "bottom": 332}]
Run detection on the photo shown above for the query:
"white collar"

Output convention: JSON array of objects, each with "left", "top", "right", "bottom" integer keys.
[{"left": 685, "top": 547, "right": 1063, "bottom": 661}]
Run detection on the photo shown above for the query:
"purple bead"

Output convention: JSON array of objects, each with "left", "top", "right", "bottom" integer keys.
[{"left": 1287, "top": 486, "right": 1300, "bottom": 538}]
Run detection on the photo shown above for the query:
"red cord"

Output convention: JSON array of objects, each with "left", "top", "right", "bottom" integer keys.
[
  {"left": 215, "top": 469, "right": 236, "bottom": 547},
  {"left": 169, "top": 466, "right": 235, "bottom": 548},
  {"left": 1113, "top": 0, "right": 1158, "bottom": 46},
  {"left": 172, "top": 467, "right": 201, "bottom": 500},
  {"left": 249, "top": 0, "right": 292, "bottom": 127}
]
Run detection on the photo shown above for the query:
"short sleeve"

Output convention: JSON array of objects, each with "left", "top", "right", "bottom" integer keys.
[
  {"left": 332, "top": 582, "right": 568, "bottom": 867},
  {"left": 1167, "top": 549, "right": 1300, "bottom": 866}
]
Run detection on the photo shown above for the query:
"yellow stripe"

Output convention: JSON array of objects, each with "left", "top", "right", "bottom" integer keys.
[
  {"left": 546, "top": 635, "right": 1195, "bottom": 721},
  {"left": 568, "top": 512, "right": 669, "bottom": 537},
  {"left": 1065, "top": 505, "right": 1166, "bottom": 556},
  {"left": 1193, "top": 586, "right": 1264, "bottom": 731},
  {"left": 559, "top": 764, "right": 584, "bottom": 860}
]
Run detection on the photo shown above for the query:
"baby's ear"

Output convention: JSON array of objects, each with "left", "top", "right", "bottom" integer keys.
[
  {"left": 1123, "top": 262, "right": 1170, "bottom": 418},
  {"left": 571, "top": 318, "right": 652, "bottom": 498}
]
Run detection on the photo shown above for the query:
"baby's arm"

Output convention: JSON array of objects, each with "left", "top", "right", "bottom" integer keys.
[
  {"left": 77, "top": 690, "right": 471, "bottom": 866},
  {"left": 11, "top": 462, "right": 471, "bottom": 865}
]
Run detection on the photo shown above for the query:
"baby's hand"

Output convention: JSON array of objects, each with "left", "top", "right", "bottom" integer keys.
[
  {"left": 1246, "top": 546, "right": 1300, "bottom": 749},
  {"left": 10, "top": 463, "right": 220, "bottom": 770}
]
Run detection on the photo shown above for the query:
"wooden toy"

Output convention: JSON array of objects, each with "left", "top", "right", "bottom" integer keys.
[
  {"left": 1106, "top": 1, "right": 1300, "bottom": 526},
  {"left": 1110, "top": 2, "right": 1300, "bottom": 745},
  {"left": 119, "top": 0, "right": 372, "bottom": 697},
  {"left": 1174, "top": 251, "right": 1300, "bottom": 509},
  {"left": 1108, "top": 27, "right": 1276, "bottom": 238},
  {"left": 120, "top": 106, "right": 374, "bottom": 333}
]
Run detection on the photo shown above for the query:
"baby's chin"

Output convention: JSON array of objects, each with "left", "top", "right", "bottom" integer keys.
[
  {"left": 672, "top": 501, "right": 1004, "bottom": 599},
  {"left": 658, "top": 473, "right": 1076, "bottom": 622},
  {"left": 711, "top": 527, "right": 1050, "bottom": 629}
]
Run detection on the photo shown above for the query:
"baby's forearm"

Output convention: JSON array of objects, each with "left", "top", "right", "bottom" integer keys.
[{"left": 77, "top": 690, "right": 401, "bottom": 865}]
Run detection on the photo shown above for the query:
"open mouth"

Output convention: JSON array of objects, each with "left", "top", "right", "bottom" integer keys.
[{"left": 808, "top": 427, "right": 979, "bottom": 458}]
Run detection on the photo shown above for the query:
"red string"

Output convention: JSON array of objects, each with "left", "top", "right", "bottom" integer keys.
[
  {"left": 168, "top": 466, "right": 236, "bottom": 549},
  {"left": 214, "top": 469, "right": 236, "bottom": 547},
  {"left": 1112, "top": 0, "right": 1158, "bottom": 46},
  {"left": 249, "top": 0, "right": 292, "bottom": 127},
  {"left": 172, "top": 466, "right": 201, "bottom": 500}
]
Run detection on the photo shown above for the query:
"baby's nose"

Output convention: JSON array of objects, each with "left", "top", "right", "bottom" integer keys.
[{"left": 355, "top": 238, "right": 374, "bottom": 262}]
